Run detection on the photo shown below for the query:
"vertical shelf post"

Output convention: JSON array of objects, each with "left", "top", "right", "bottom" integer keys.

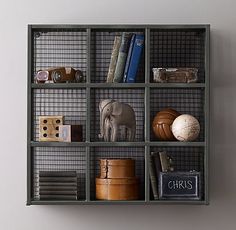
[
  {"left": 86, "top": 28, "right": 91, "bottom": 201},
  {"left": 27, "top": 25, "right": 33, "bottom": 205},
  {"left": 144, "top": 27, "right": 150, "bottom": 202},
  {"left": 204, "top": 25, "right": 210, "bottom": 204}
]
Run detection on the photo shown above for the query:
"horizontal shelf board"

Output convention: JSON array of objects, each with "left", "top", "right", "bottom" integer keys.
[
  {"left": 148, "top": 141, "right": 205, "bottom": 147},
  {"left": 149, "top": 83, "right": 205, "bottom": 88},
  {"left": 31, "top": 83, "right": 205, "bottom": 89},
  {"left": 89, "top": 142, "right": 146, "bottom": 147},
  {"left": 89, "top": 83, "right": 146, "bottom": 88},
  {"left": 30, "top": 24, "right": 209, "bottom": 30},
  {"left": 31, "top": 141, "right": 87, "bottom": 147},
  {"left": 31, "top": 83, "right": 87, "bottom": 89},
  {"left": 149, "top": 200, "right": 207, "bottom": 205},
  {"left": 31, "top": 141, "right": 205, "bottom": 147},
  {"left": 29, "top": 200, "right": 207, "bottom": 205}
]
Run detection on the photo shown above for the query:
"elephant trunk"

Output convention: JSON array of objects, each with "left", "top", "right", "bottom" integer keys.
[{"left": 99, "top": 110, "right": 106, "bottom": 139}]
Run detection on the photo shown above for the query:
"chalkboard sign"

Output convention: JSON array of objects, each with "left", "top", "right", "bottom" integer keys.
[{"left": 158, "top": 172, "right": 201, "bottom": 200}]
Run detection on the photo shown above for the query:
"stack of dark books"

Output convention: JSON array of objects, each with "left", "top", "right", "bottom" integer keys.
[
  {"left": 39, "top": 171, "right": 78, "bottom": 200},
  {"left": 149, "top": 152, "right": 174, "bottom": 200}
]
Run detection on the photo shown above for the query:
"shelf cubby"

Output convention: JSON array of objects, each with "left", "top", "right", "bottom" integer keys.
[{"left": 89, "top": 146, "right": 145, "bottom": 201}]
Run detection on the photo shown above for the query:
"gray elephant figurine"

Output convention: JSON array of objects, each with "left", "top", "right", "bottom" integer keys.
[{"left": 99, "top": 99, "right": 136, "bottom": 142}]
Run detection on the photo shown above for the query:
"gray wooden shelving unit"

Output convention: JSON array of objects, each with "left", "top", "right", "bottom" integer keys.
[{"left": 27, "top": 24, "right": 210, "bottom": 205}]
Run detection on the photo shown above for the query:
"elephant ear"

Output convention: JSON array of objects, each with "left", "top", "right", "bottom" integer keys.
[{"left": 112, "top": 102, "right": 122, "bottom": 116}]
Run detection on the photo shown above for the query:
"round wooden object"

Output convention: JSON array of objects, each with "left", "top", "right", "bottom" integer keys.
[{"left": 152, "top": 108, "right": 181, "bottom": 140}]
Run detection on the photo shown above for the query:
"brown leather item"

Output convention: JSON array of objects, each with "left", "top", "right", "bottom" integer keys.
[
  {"left": 152, "top": 108, "right": 181, "bottom": 141},
  {"left": 96, "top": 178, "right": 139, "bottom": 200},
  {"left": 99, "top": 159, "right": 135, "bottom": 179}
]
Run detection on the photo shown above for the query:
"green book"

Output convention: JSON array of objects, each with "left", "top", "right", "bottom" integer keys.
[{"left": 113, "top": 32, "right": 132, "bottom": 83}]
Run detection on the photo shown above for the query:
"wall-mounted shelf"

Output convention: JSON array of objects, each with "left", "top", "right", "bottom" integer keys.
[{"left": 27, "top": 24, "right": 210, "bottom": 205}]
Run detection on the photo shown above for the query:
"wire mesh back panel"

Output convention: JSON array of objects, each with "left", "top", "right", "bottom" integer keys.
[
  {"left": 33, "top": 29, "right": 87, "bottom": 82},
  {"left": 150, "top": 29, "right": 206, "bottom": 83},
  {"left": 33, "top": 89, "right": 86, "bottom": 141},
  {"left": 33, "top": 147, "right": 86, "bottom": 200},
  {"left": 90, "top": 147, "right": 145, "bottom": 200},
  {"left": 90, "top": 88, "right": 145, "bottom": 142},
  {"left": 150, "top": 146, "right": 204, "bottom": 200},
  {"left": 150, "top": 88, "right": 205, "bottom": 141},
  {"left": 90, "top": 29, "right": 145, "bottom": 83}
]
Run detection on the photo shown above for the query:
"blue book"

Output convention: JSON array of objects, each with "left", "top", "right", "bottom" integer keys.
[
  {"left": 123, "top": 34, "right": 136, "bottom": 82},
  {"left": 113, "top": 33, "right": 132, "bottom": 83},
  {"left": 126, "top": 34, "right": 144, "bottom": 83}
]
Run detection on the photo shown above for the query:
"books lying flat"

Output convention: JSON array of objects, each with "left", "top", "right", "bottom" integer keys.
[
  {"left": 39, "top": 186, "right": 77, "bottom": 191},
  {"left": 39, "top": 171, "right": 78, "bottom": 200},
  {"left": 39, "top": 171, "right": 77, "bottom": 177},
  {"left": 39, "top": 182, "right": 77, "bottom": 186},
  {"left": 39, "top": 195, "right": 77, "bottom": 200},
  {"left": 39, "top": 177, "right": 77, "bottom": 182},
  {"left": 40, "top": 190, "right": 77, "bottom": 195}
]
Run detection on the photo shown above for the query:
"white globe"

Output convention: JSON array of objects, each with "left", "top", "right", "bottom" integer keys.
[{"left": 171, "top": 114, "right": 200, "bottom": 142}]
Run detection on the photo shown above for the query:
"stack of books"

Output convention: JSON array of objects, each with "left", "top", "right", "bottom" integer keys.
[
  {"left": 39, "top": 171, "right": 78, "bottom": 200},
  {"left": 106, "top": 32, "right": 144, "bottom": 83},
  {"left": 149, "top": 151, "right": 174, "bottom": 200}
]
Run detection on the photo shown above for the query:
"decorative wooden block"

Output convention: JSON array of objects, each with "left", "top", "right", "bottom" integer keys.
[
  {"left": 39, "top": 116, "right": 63, "bottom": 142},
  {"left": 59, "top": 125, "right": 83, "bottom": 142}
]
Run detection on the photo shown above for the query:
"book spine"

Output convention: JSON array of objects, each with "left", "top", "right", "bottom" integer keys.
[
  {"left": 153, "top": 152, "right": 162, "bottom": 177},
  {"left": 39, "top": 195, "right": 77, "bottom": 200},
  {"left": 123, "top": 34, "right": 136, "bottom": 82},
  {"left": 113, "top": 33, "right": 132, "bottom": 83},
  {"left": 39, "top": 186, "right": 77, "bottom": 191},
  {"left": 39, "top": 171, "right": 77, "bottom": 177},
  {"left": 149, "top": 153, "right": 159, "bottom": 200},
  {"left": 126, "top": 34, "right": 144, "bottom": 83},
  {"left": 39, "top": 190, "right": 77, "bottom": 195},
  {"left": 106, "top": 36, "right": 122, "bottom": 83},
  {"left": 39, "top": 177, "right": 77, "bottom": 182}
]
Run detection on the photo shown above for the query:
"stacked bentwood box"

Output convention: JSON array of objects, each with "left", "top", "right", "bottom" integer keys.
[
  {"left": 96, "top": 159, "right": 139, "bottom": 200},
  {"left": 39, "top": 171, "right": 78, "bottom": 200},
  {"left": 107, "top": 32, "right": 144, "bottom": 83}
]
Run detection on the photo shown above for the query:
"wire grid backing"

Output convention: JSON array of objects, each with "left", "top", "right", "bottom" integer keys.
[
  {"left": 90, "top": 88, "right": 145, "bottom": 142},
  {"left": 90, "top": 146, "right": 145, "bottom": 200},
  {"left": 33, "top": 29, "right": 87, "bottom": 82},
  {"left": 150, "top": 88, "right": 205, "bottom": 141},
  {"left": 150, "top": 146, "right": 204, "bottom": 200},
  {"left": 33, "top": 147, "right": 86, "bottom": 200},
  {"left": 150, "top": 29, "right": 205, "bottom": 83},
  {"left": 33, "top": 89, "right": 86, "bottom": 141},
  {"left": 91, "top": 29, "right": 145, "bottom": 83}
]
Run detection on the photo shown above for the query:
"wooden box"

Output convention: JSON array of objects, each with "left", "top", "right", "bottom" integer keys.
[
  {"left": 96, "top": 178, "right": 139, "bottom": 200},
  {"left": 99, "top": 159, "right": 135, "bottom": 179}
]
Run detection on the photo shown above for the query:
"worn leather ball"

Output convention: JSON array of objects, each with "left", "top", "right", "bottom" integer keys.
[
  {"left": 152, "top": 108, "right": 181, "bottom": 140},
  {"left": 171, "top": 114, "right": 200, "bottom": 142}
]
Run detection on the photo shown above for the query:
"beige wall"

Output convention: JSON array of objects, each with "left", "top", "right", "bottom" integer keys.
[{"left": 0, "top": 0, "right": 236, "bottom": 229}]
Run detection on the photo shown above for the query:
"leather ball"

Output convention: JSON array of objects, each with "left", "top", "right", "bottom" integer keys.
[
  {"left": 172, "top": 114, "right": 200, "bottom": 142},
  {"left": 152, "top": 108, "right": 181, "bottom": 140}
]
